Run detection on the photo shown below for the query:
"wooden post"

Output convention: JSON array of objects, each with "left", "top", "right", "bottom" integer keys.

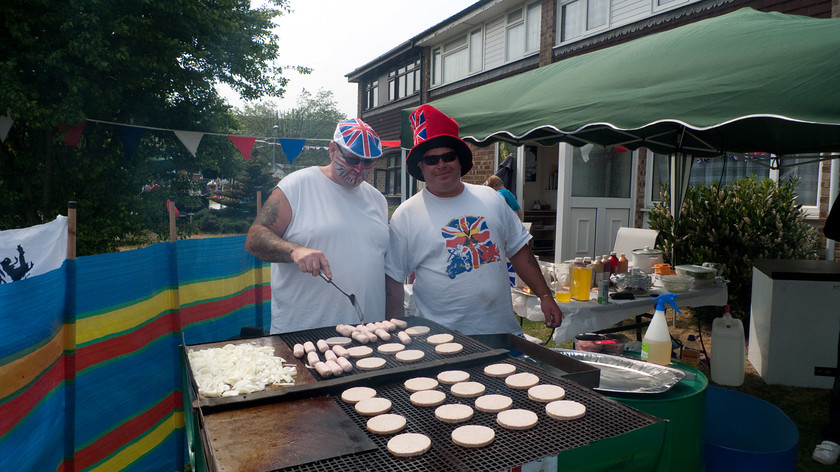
[
  {"left": 254, "top": 187, "right": 264, "bottom": 330},
  {"left": 168, "top": 196, "right": 177, "bottom": 242},
  {"left": 67, "top": 201, "right": 77, "bottom": 260}
]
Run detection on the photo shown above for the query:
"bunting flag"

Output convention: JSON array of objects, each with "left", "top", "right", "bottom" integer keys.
[
  {"left": 381, "top": 140, "right": 402, "bottom": 148},
  {"left": 173, "top": 130, "right": 203, "bottom": 157},
  {"left": 228, "top": 136, "right": 257, "bottom": 161},
  {"left": 61, "top": 121, "right": 87, "bottom": 148},
  {"left": 278, "top": 138, "right": 306, "bottom": 163},
  {"left": 0, "top": 113, "right": 12, "bottom": 142},
  {"left": 115, "top": 125, "right": 145, "bottom": 160},
  {"left": 18, "top": 116, "right": 332, "bottom": 160}
]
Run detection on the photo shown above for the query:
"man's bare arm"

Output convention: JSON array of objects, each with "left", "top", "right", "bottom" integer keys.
[
  {"left": 385, "top": 276, "right": 405, "bottom": 318},
  {"left": 245, "top": 188, "right": 331, "bottom": 276}
]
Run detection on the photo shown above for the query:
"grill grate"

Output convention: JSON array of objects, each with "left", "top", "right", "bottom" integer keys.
[
  {"left": 279, "top": 319, "right": 495, "bottom": 381},
  {"left": 277, "top": 357, "right": 659, "bottom": 471}
]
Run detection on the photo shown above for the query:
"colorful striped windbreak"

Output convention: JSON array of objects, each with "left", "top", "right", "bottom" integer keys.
[{"left": 0, "top": 235, "right": 270, "bottom": 471}]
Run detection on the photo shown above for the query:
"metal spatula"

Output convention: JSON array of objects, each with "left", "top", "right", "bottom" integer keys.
[{"left": 319, "top": 270, "right": 365, "bottom": 324}]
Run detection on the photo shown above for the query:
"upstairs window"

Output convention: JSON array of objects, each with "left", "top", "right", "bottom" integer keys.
[
  {"left": 364, "top": 79, "right": 378, "bottom": 110},
  {"left": 558, "top": 0, "right": 608, "bottom": 43},
  {"left": 506, "top": 3, "right": 541, "bottom": 61},
  {"left": 387, "top": 59, "right": 421, "bottom": 102},
  {"left": 431, "top": 26, "right": 484, "bottom": 86}
]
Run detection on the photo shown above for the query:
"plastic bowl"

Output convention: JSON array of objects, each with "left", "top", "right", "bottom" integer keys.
[{"left": 661, "top": 274, "right": 695, "bottom": 293}]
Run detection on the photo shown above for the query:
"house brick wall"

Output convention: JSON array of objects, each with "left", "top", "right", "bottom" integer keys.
[
  {"left": 465, "top": 144, "right": 496, "bottom": 185},
  {"left": 539, "top": 0, "right": 556, "bottom": 67}
]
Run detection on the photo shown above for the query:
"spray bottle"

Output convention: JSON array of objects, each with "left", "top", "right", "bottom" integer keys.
[{"left": 642, "top": 293, "right": 680, "bottom": 365}]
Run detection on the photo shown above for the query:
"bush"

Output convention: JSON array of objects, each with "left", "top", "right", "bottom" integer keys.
[
  {"left": 649, "top": 176, "right": 818, "bottom": 326},
  {"left": 193, "top": 208, "right": 250, "bottom": 235}
]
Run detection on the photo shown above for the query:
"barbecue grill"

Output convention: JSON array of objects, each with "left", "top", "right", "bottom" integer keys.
[{"left": 184, "top": 319, "right": 665, "bottom": 471}]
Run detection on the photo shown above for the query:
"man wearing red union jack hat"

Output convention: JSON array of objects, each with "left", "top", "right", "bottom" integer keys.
[
  {"left": 385, "top": 105, "right": 562, "bottom": 335},
  {"left": 246, "top": 118, "right": 389, "bottom": 334}
]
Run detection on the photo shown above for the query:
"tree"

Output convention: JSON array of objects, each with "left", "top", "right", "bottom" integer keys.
[
  {"left": 0, "top": 0, "right": 300, "bottom": 254},
  {"left": 236, "top": 89, "right": 346, "bottom": 173}
]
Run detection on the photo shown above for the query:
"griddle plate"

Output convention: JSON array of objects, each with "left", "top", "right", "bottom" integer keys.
[
  {"left": 277, "top": 357, "right": 659, "bottom": 471},
  {"left": 279, "top": 320, "right": 495, "bottom": 380}
]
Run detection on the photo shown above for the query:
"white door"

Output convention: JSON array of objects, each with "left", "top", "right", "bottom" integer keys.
[{"left": 555, "top": 144, "right": 637, "bottom": 262}]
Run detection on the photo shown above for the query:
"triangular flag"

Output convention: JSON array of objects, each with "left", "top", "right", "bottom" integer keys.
[
  {"left": 228, "top": 135, "right": 257, "bottom": 161},
  {"left": 174, "top": 130, "right": 204, "bottom": 157},
  {"left": 278, "top": 138, "right": 306, "bottom": 163},
  {"left": 0, "top": 113, "right": 12, "bottom": 142},
  {"left": 60, "top": 121, "right": 87, "bottom": 147},
  {"left": 115, "top": 125, "right": 145, "bottom": 159}
]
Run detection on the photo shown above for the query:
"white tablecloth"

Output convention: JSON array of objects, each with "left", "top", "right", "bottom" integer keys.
[{"left": 511, "top": 281, "right": 728, "bottom": 343}]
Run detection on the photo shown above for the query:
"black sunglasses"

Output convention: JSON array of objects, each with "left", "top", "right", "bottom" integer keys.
[
  {"left": 422, "top": 152, "right": 458, "bottom": 166},
  {"left": 338, "top": 149, "right": 376, "bottom": 167}
]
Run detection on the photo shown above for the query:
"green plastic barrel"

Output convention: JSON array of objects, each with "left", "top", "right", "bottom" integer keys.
[{"left": 607, "top": 360, "right": 708, "bottom": 472}]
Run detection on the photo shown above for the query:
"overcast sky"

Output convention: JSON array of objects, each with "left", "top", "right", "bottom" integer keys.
[{"left": 220, "top": 0, "right": 478, "bottom": 117}]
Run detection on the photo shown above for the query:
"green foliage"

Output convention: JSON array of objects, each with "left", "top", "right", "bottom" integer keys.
[
  {"left": 0, "top": 0, "right": 294, "bottom": 255},
  {"left": 649, "top": 176, "right": 818, "bottom": 325},
  {"left": 193, "top": 208, "right": 251, "bottom": 235},
  {"left": 235, "top": 89, "right": 345, "bottom": 171}
]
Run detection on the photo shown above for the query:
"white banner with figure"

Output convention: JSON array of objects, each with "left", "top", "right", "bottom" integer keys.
[{"left": 0, "top": 215, "right": 68, "bottom": 283}]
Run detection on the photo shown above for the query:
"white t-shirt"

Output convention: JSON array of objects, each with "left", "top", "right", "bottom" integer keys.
[
  {"left": 386, "top": 183, "right": 530, "bottom": 335},
  {"left": 270, "top": 166, "right": 388, "bottom": 334}
]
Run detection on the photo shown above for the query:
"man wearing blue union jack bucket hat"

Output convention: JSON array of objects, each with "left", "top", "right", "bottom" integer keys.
[{"left": 246, "top": 117, "right": 390, "bottom": 334}]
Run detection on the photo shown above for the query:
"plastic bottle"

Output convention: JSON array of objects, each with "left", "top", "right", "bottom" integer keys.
[
  {"left": 570, "top": 258, "right": 592, "bottom": 301},
  {"left": 711, "top": 305, "right": 745, "bottom": 386},
  {"left": 583, "top": 256, "right": 593, "bottom": 286},
  {"left": 618, "top": 253, "right": 629, "bottom": 274},
  {"left": 592, "top": 256, "right": 604, "bottom": 285},
  {"left": 642, "top": 293, "right": 680, "bottom": 365},
  {"left": 680, "top": 334, "right": 702, "bottom": 368},
  {"left": 608, "top": 252, "right": 619, "bottom": 276}
]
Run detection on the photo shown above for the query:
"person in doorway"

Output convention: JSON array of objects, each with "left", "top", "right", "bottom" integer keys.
[
  {"left": 813, "top": 196, "right": 840, "bottom": 465},
  {"left": 245, "top": 118, "right": 388, "bottom": 334},
  {"left": 384, "top": 104, "right": 562, "bottom": 336},
  {"left": 485, "top": 175, "right": 523, "bottom": 220}
]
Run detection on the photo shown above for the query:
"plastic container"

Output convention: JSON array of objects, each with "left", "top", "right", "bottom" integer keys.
[
  {"left": 710, "top": 305, "right": 745, "bottom": 386},
  {"left": 570, "top": 258, "right": 593, "bottom": 301},
  {"left": 608, "top": 252, "right": 619, "bottom": 276},
  {"left": 554, "top": 262, "right": 571, "bottom": 302},
  {"left": 704, "top": 385, "right": 798, "bottom": 471},
  {"left": 618, "top": 253, "right": 629, "bottom": 274},
  {"left": 660, "top": 274, "right": 695, "bottom": 293},
  {"left": 574, "top": 333, "right": 628, "bottom": 355},
  {"left": 592, "top": 257, "right": 604, "bottom": 285},
  {"left": 642, "top": 293, "right": 680, "bottom": 365}
]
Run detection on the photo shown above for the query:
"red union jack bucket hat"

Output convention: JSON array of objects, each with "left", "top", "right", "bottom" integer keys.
[
  {"left": 333, "top": 118, "right": 383, "bottom": 159},
  {"left": 406, "top": 104, "right": 473, "bottom": 181}
]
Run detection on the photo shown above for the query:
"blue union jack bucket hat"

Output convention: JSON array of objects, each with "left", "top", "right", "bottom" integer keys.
[
  {"left": 406, "top": 104, "right": 472, "bottom": 181},
  {"left": 333, "top": 118, "right": 383, "bottom": 159}
]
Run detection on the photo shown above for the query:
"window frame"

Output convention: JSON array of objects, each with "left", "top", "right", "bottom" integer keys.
[
  {"left": 431, "top": 26, "right": 485, "bottom": 86},
  {"left": 643, "top": 150, "right": 822, "bottom": 219},
  {"left": 556, "top": 0, "right": 610, "bottom": 45},
  {"left": 505, "top": 2, "right": 541, "bottom": 62},
  {"left": 387, "top": 59, "right": 421, "bottom": 103}
]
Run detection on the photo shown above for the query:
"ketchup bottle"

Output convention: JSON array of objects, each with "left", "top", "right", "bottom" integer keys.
[{"left": 608, "top": 252, "right": 619, "bottom": 276}]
